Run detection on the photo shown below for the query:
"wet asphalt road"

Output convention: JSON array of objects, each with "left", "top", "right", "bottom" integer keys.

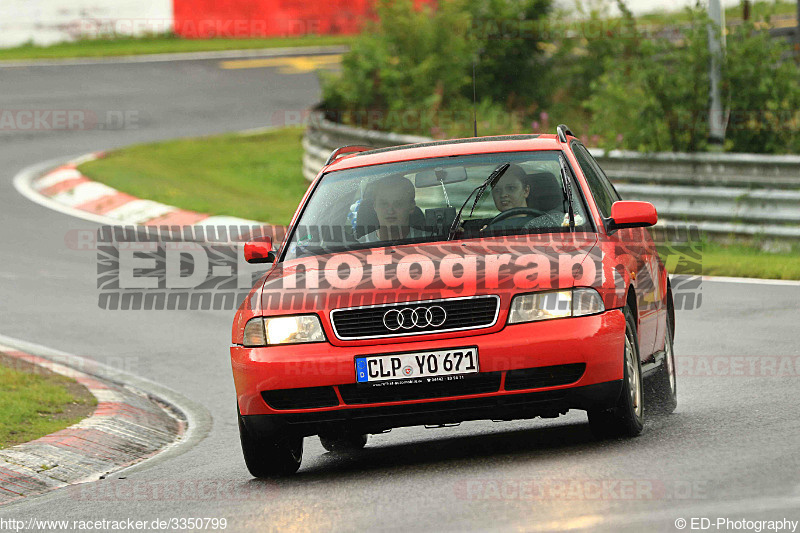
[{"left": 0, "top": 54, "right": 798, "bottom": 532}]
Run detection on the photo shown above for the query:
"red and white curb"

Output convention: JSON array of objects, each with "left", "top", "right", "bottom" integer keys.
[
  {"left": 0, "top": 335, "right": 211, "bottom": 506},
  {"left": 15, "top": 153, "right": 262, "bottom": 229}
]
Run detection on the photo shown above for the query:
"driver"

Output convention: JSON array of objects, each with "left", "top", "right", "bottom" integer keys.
[
  {"left": 358, "top": 175, "right": 429, "bottom": 243},
  {"left": 484, "top": 164, "right": 563, "bottom": 231},
  {"left": 491, "top": 164, "right": 530, "bottom": 212}
]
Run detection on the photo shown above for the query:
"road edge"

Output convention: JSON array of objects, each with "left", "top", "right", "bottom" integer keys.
[
  {"left": 0, "top": 45, "right": 348, "bottom": 68},
  {"left": 13, "top": 154, "right": 261, "bottom": 228},
  {"left": 0, "top": 333, "right": 212, "bottom": 505}
]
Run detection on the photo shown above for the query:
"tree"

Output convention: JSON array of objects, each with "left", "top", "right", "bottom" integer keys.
[
  {"left": 723, "top": 19, "right": 800, "bottom": 153},
  {"left": 321, "top": 0, "right": 553, "bottom": 136},
  {"left": 463, "top": 0, "right": 553, "bottom": 107},
  {"left": 584, "top": 7, "right": 800, "bottom": 153}
]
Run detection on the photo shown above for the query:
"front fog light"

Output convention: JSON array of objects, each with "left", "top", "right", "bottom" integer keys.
[
  {"left": 508, "top": 288, "right": 604, "bottom": 324},
  {"left": 265, "top": 315, "right": 325, "bottom": 345}
]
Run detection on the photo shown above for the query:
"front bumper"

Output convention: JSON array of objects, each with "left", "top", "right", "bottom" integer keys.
[
  {"left": 240, "top": 380, "right": 623, "bottom": 437},
  {"left": 231, "top": 308, "right": 625, "bottom": 422}
]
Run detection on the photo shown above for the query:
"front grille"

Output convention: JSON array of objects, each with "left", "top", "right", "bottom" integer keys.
[
  {"left": 330, "top": 296, "right": 500, "bottom": 340},
  {"left": 338, "top": 372, "right": 502, "bottom": 404},
  {"left": 262, "top": 386, "right": 339, "bottom": 410},
  {"left": 504, "top": 363, "right": 586, "bottom": 391}
]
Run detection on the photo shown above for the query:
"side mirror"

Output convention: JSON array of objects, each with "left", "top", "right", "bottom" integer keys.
[
  {"left": 606, "top": 201, "right": 657, "bottom": 233},
  {"left": 244, "top": 237, "right": 275, "bottom": 264}
]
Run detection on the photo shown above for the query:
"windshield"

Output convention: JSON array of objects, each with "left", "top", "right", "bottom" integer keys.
[{"left": 283, "top": 151, "right": 591, "bottom": 261}]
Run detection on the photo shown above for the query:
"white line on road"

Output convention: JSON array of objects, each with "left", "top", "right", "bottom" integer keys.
[
  {"left": 700, "top": 275, "right": 800, "bottom": 286},
  {"left": 670, "top": 274, "right": 800, "bottom": 287}
]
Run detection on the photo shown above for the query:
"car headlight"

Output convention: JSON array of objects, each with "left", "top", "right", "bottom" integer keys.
[
  {"left": 507, "top": 288, "right": 604, "bottom": 324},
  {"left": 242, "top": 315, "right": 325, "bottom": 346}
]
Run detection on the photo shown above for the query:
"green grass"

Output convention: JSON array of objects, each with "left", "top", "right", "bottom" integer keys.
[
  {"left": 0, "top": 361, "right": 96, "bottom": 449},
  {"left": 0, "top": 33, "right": 353, "bottom": 62},
  {"left": 697, "top": 241, "right": 800, "bottom": 280},
  {"left": 79, "top": 127, "right": 311, "bottom": 225},
  {"left": 659, "top": 241, "right": 800, "bottom": 280}
]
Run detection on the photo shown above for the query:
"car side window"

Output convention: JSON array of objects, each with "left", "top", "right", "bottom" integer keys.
[
  {"left": 584, "top": 148, "right": 622, "bottom": 202},
  {"left": 572, "top": 143, "right": 614, "bottom": 218}
]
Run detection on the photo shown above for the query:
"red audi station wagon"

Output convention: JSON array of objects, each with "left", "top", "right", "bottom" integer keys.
[{"left": 231, "top": 126, "right": 677, "bottom": 476}]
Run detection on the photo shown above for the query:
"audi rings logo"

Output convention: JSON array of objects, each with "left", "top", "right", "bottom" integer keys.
[{"left": 383, "top": 306, "right": 447, "bottom": 331}]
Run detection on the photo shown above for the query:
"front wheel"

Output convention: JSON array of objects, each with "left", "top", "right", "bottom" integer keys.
[
  {"left": 588, "top": 305, "right": 644, "bottom": 439},
  {"left": 646, "top": 316, "right": 678, "bottom": 415},
  {"left": 238, "top": 408, "right": 303, "bottom": 477}
]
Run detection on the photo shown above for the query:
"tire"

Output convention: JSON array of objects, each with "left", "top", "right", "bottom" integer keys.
[
  {"left": 238, "top": 408, "right": 303, "bottom": 477},
  {"left": 588, "top": 305, "right": 645, "bottom": 439},
  {"left": 645, "top": 316, "right": 678, "bottom": 415},
  {"left": 319, "top": 432, "right": 368, "bottom": 453}
]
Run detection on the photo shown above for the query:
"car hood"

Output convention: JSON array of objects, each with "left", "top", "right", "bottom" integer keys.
[{"left": 259, "top": 233, "right": 600, "bottom": 313}]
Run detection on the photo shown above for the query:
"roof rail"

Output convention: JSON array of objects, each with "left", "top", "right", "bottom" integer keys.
[
  {"left": 556, "top": 124, "right": 574, "bottom": 143},
  {"left": 325, "top": 145, "right": 373, "bottom": 166}
]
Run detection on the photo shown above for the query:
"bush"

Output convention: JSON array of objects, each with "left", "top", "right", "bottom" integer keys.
[
  {"left": 321, "top": 0, "right": 476, "bottom": 135},
  {"left": 724, "top": 20, "right": 800, "bottom": 153},
  {"left": 584, "top": 6, "right": 800, "bottom": 153},
  {"left": 463, "top": 0, "right": 552, "bottom": 108},
  {"left": 322, "top": 0, "right": 800, "bottom": 153},
  {"left": 321, "top": 0, "right": 552, "bottom": 137},
  {"left": 584, "top": 7, "right": 712, "bottom": 152},
  {"left": 541, "top": 0, "right": 640, "bottom": 138}
]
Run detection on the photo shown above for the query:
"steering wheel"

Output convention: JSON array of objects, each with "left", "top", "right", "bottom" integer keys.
[{"left": 484, "top": 206, "right": 548, "bottom": 228}]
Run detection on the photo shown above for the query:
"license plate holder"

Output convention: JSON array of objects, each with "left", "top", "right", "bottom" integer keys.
[{"left": 355, "top": 347, "right": 479, "bottom": 385}]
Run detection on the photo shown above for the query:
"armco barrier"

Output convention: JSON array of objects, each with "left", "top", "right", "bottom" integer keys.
[{"left": 303, "top": 114, "right": 800, "bottom": 241}]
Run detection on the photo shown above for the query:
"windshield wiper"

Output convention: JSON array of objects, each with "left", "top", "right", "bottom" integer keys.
[
  {"left": 448, "top": 162, "right": 510, "bottom": 240},
  {"left": 559, "top": 156, "right": 576, "bottom": 232}
]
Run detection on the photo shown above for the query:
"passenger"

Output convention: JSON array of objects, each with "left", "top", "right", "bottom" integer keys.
[{"left": 358, "top": 176, "right": 429, "bottom": 243}]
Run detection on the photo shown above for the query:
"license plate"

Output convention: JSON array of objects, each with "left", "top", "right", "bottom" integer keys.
[{"left": 355, "top": 347, "right": 479, "bottom": 384}]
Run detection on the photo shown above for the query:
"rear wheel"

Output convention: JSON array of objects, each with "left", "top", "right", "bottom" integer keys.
[
  {"left": 588, "top": 306, "right": 644, "bottom": 439},
  {"left": 646, "top": 316, "right": 678, "bottom": 415},
  {"left": 238, "top": 408, "right": 303, "bottom": 477},
  {"left": 319, "top": 431, "right": 368, "bottom": 453}
]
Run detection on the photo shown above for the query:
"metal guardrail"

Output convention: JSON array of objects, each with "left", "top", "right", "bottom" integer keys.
[
  {"left": 303, "top": 114, "right": 800, "bottom": 240},
  {"left": 302, "top": 115, "right": 430, "bottom": 182}
]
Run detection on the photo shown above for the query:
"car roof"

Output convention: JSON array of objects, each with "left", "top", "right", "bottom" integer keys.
[{"left": 325, "top": 134, "right": 565, "bottom": 172}]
